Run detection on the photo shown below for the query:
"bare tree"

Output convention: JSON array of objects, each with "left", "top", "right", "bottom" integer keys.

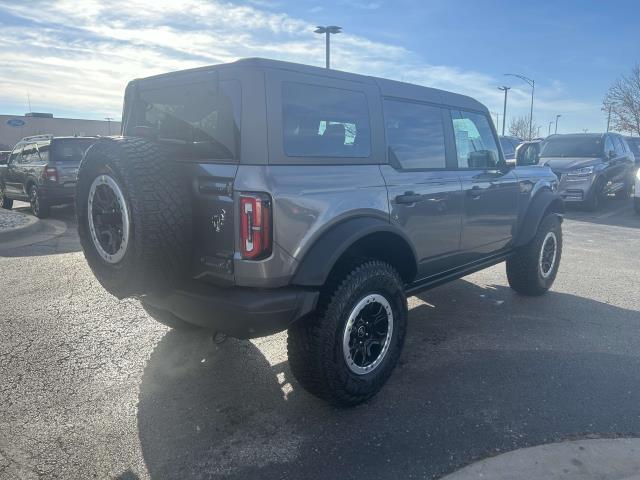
[
  {"left": 508, "top": 116, "right": 540, "bottom": 140},
  {"left": 602, "top": 65, "right": 640, "bottom": 135}
]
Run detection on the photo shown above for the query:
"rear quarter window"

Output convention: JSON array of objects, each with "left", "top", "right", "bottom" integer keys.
[{"left": 282, "top": 82, "right": 371, "bottom": 158}]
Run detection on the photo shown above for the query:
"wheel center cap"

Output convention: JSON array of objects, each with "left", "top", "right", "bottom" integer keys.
[{"left": 357, "top": 326, "right": 366, "bottom": 338}]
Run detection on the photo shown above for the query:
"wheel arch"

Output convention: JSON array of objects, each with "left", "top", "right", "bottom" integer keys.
[
  {"left": 514, "top": 188, "right": 564, "bottom": 247},
  {"left": 291, "top": 216, "right": 418, "bottom": 287}
]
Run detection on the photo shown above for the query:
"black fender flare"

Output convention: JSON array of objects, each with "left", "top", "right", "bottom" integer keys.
[
  {"left": 514, "top": 189, "right": 564, "bottom": 247},
  {"left": 292, "top": 216, "right": 418, "bottom": 287}
]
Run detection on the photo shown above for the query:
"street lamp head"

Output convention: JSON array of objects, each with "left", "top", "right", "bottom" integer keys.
[
  {"left": 315, "top": 25, "right": 341, "bottom": 34},
  {"left": 498, "top": 86, "right": 511, "bottom": 91}
]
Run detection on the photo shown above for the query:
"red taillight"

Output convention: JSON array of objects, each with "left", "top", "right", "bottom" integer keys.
[
  {"left": 239, "top": 193, "right": 272, "bottom": 260},
  {"left": 44, "top": 166, "right": 58, "bottom": 183}
]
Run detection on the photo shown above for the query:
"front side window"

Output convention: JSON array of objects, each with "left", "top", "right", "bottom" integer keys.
[
  {"left": 613, "top": 136, "right": 625, "bottom": 155},
  {"left": 20, "top": 145, "right": 36, "bottom": 164},
  {"left": 451, "top": 110, "right": 500, "bottom": 168},
  {"left": 129, "top": 79, "right": 241, "bottom": 160},
  {"left": 500, "top": 137, "right": 516, "bottom": 158},
  {"left": 604, "top": 136, "right": 615, "bottom": 156},
  {"left": 8, "top": 147, "right": 22, "bottom": 164},
  {"left": 282, "top": 82, "right": 371, "bottom": 158},
  {"left": 383, "top": 99, "right": 446, "bottom": 169}
]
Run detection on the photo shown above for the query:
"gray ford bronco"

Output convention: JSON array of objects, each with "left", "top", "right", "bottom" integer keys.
[{"left": 76, "top": 58, "right": 564, "bottom": 406}]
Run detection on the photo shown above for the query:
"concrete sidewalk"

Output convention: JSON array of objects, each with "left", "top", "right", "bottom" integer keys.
[
  {"left": 0, "top": 208, "right": 43, "bottom": 243},
  {"left": 442, "top": 438, "right": 640, "bottom": 479}
]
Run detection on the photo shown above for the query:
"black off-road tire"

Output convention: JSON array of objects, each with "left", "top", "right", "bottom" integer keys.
[
  {"left": 29, "top": 184, "right": 50, "bottom": 218},
  {"left": 76, "top": 137, "right": 192, "bottom": 299},
  {"left": 506, "top": 214, "right": 562, "bottom": 296},
  {"left": 287, "top": 260, "right": 408, "bottom": 407},
  {"left": 0, "top": 188, "right": 12, "bottom": 210},
  {"left": 141, "top": 301, "right": 199, "bottom": 330}
]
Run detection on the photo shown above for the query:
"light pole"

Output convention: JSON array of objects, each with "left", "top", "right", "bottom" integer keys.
[
  {"left": 497, "top": 86, "right": 510, "bottom": 136},
  {"left": 606, "top": 105, "right": 612, "bottom": 132},
  {"left": 314, "top": 25, "right": 342, "bottom": 69},
  {"left": 555, "top": 114, "right": 561, "bottom": 134},
  {"left": 548, "top": 121, "right": 553, "bottom": 136},
  {"left": 505, "top": 73, "right": 535, "bottom": 140}
]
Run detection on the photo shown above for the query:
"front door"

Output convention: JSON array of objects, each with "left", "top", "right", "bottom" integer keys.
[
  {"left": 380, "top": 99, "right": 463, "bottom": 279},
  {"left": 4, "top": 146, "right": 24, "bottom": 197},
  {"left": 450, "top": 110, "right": 519, "bottom": 258}
]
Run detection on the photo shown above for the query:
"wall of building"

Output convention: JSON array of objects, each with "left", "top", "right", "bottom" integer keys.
[{"left": 0, "top": 115, "right": 122, "bottom": 149}]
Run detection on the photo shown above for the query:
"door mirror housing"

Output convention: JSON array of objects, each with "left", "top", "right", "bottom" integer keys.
[{"left": 515, "top": 142, "right": 540, "bottom": 166}]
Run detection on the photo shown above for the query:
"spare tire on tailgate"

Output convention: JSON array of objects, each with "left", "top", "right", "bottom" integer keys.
[{"left": 76, "top": 137, "right": 192, "bottom": 299}]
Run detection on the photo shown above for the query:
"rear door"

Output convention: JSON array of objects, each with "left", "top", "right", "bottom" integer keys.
[
  {"left": 379, "top": 98, "right": 463, "bottom": 278},
  {"left": 4, "top": 146, "right": 24, "bottom": 196},
  {"left": 451, "top": 109, "right": 519, "bottom": 258}
]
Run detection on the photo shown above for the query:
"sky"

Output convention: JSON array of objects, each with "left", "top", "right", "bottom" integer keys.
[{"left": 0, "top": 0, "right": 638, "bottom": 135}]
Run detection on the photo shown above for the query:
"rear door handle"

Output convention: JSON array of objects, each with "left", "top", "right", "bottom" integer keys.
[{"left": 395, "top": 193, "right": 423, "bottom": 204}]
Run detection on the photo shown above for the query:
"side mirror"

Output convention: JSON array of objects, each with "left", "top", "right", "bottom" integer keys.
[
  {"left": 516, "top": 142, "right": 540, "bottom": 166},
  {"left": 468, "top": 150, "right": 497, "bottom": 169}
]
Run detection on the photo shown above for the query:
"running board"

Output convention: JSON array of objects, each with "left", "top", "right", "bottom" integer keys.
[{"left": 405, "top": 251, "right": 513, "bottom": 296}]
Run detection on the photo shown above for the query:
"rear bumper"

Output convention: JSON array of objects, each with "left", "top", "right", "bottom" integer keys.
[
  {"left": 142, "top": 282, "right": 319, "bottom": 339},
  {"left": 40, "top": 183, "right": 76, "bottom": 203}
]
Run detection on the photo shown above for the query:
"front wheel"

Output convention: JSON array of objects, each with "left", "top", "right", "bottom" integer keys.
[
  {"left": 507, "top": 214, "right": 562, "bottom": 296},
  {"left": 0, "top": 188, "right": 13, "bottom": 210},
  {"left": 287, "top": 260, "right": 408, "bottom": 406}
]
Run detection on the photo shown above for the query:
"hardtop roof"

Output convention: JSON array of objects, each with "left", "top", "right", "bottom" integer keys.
[{"left": 130, "top": 57, "right": 487, "bottom": 113}]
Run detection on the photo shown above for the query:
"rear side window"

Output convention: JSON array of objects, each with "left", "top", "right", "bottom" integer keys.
[
  {"left": 51, "top": 140, "right": 93, "bottom": 162},
  {"left": 282, "top": 82, "right": 371, "bottom": 158},
  {"left": 131, "top": 80, "right": 241, "bottom": 160},
  {"left": 383, "top": 99, "right": 446, "bottom": 169},
  {"left": 451, "top": 110, "right": 500, "bottom": 169}
]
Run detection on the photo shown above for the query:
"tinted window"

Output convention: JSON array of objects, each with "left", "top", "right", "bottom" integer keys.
[
  {"left": 613, "top": 136, "right": 625, "bottom": 155},
  {"left": 384, "top": 99, "right": 446, "bottom": 169},
  {"left": 51, "top": 139, "right": 93, "bottom": 162},
  {"left": 499, "top": 137, "right": 515, "bottom": 158},
  {"left": 540, "top": 136, "right": 604, "bottom": 158},
  {"left": 20, "top": 145, "right": 37, "bottom": 163},
  {"left": 282, "top": 82, "right": 371, "bottom": 158},
  {"left": 625, "top": 137, "right": 640, "bottom": 158},
  {"left": 451, "top": 110, "right": 500, "bottom": 168},
  {"left": 130, "top": 79, "right": 241, "bottom": 160},
  {"left": 604, "top": 137, "right": 615, "bottom": 156},
  {"left": 9, "top": 147, "right": 22, "bottom": 164}
]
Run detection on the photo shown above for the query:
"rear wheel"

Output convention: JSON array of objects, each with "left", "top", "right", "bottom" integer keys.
[
  {"left": 0, "top": 187, "right": 12, "bottom": 210},
  {"left": 287, "top": 260, "right": 408, "bottom": 406},
  {"left": 507, "top": 214, "right": 562, "bottom": 296},
  {"left": 76, "top": 138, "right": 192, "bottom": 299},
  {"left": 29, "top": 185, "right": 50, "bottom": 218}
]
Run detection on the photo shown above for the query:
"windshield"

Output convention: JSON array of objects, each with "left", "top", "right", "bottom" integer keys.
[
  {"left": 51, "top": 139, "right": 95, "bottom": 162},
  {"left": 126, "top": 79, "right": 241, "bottom": 161},
  {"left": 540, "top": 136, "right": 603, "bottom": 158}
]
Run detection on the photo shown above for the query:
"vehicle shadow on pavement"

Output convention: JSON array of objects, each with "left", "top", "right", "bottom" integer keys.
[
  {"left": 563, "top": 199, "right": 638, "bottom": 228},
  {"left": 137, "top": 280, "right": 640, "bottom": 480}
]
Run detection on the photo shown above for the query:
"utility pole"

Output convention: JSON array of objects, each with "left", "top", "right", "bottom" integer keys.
[
  {"left": 498, "top": 86, "right": 510, "bottom": 136},
  {"left": 505, "top": 73, "right": 535, "bottom": 140},
  {"left": 548, "top": 121, "right": 553, "bottom": 136},
  {"left": 555, "top": 114, "right": 561, "bottom": 134},
  {"left": 606, "top": 105, "right": 612, "bottom": 132},
  {"left": 314, "top": 26, "right": 342, "bottom": 69}
]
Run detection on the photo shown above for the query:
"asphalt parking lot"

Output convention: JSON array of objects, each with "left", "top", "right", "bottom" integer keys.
[{"left": 1, "top": 199, "right": 639, "bottom": 479}]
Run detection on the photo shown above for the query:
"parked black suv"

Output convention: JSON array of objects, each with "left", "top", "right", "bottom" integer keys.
[
  {"left": 0, "top": 135, "right": 95, "bottom": 217},
  {"left": 75, "top": 58, "right": 564, "bottom": 406}
]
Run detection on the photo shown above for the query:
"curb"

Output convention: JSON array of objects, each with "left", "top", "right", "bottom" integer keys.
[{"left": 0, "top": 212, "right": 45, "bottom": 243}]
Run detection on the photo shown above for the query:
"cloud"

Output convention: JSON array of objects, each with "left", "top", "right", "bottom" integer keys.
[{"left": 0, "top": 0, "right": 595, "bottom": 126}]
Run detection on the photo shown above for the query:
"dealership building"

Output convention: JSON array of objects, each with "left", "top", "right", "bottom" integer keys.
[{"left": 0, "top": 114, "right": 121, "bottom": 150}]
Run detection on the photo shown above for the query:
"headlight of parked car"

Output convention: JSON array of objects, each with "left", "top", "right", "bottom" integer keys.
[{"left": 567, "top": 166, "right": 594, "bottom": 176}]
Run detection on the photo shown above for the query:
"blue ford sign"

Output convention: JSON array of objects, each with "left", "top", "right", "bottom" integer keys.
[{"left": 6, "top": 118, "right": 26, "bottom": 127}]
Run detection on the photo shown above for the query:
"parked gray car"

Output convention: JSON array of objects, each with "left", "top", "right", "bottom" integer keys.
[
  {"left": 75, "top": 58, "right": 564, "bottom": 406},
  {"left": 0, "top": 135, "right": 96, "bottom": 217},
  {"left": 518, "top": 133, "right": 635, "bottom": 211}
]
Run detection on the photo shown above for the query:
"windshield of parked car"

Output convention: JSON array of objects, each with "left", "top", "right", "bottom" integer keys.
[
  {"left": 126, "top": 79, "right": 241, "bottom": 160},
  {"left": 539, "top": 136, "right": 603, "bottom": 158},
  {"left": 51, "top": 139, "right": 94, "bottom": 162}
]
